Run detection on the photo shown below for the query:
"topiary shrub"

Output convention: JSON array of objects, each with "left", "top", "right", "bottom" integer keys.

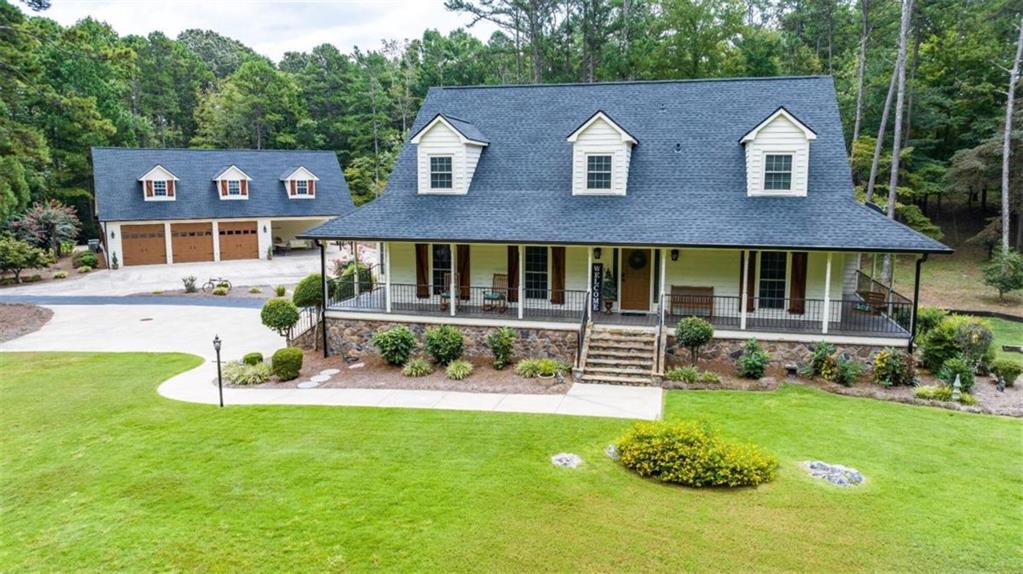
[
  {"left": 872, "top": 348, "right": 916, "bottom": 387},
  {"left": 423, "top": 325, "right": 464, "bottom": 365},
  {"left": 991, "top": 359, "right": 1022, "bottom": 387},
  {"left": 485, "top": 326, "right": 517, "bottom": 369},
  {"left": 675, "top": 317, "right": 714, "bottom": 365},
  {"left": 371, "top": 326, "right": 417, "bottom": 366},
  {"left": 615, "top": 420, "right": 778, "bottom": 487},
  {"left": 921, "top": 315, "right": 993, "bottom": 372},
  {"left": 515, "top": 358, "right": 569, "bottom": 378},
  {"left": 72, "top": 250, "right": 98, "bottom": 269},
  {"left": 223, "top": 361, "right": 272, "bottom": 385},
  {"left": 402, "top": 357, "right": 433, "bottom": 377},
  {"left": 914, "top": 385, "right": 977, "bottom": 406},
  {"left": 937, "top": 356, "right": 975, "bottom": 393},
  {"left": 736, "top": 339, "right": 769, "bottom": 379},
  {"left": 271, "top": 347, "right": 304, "bottom": 381},
  {"left": 445, "top": 359, "right": 474, "bottom": 380},
  {"left": 261, "top": 298, "right": 300, "bottom": 337},
  {"left": 915, "top": 306, "right": 947, "bottom": 338},
  {"left": 292, "top": 273, "right": 323, "bottom": 309},
  {"left": 665, "top": 365, "right": 700, "bottom": 383},
  {"left": 242, "top": 352, "right": 264, "bottom": 365}
]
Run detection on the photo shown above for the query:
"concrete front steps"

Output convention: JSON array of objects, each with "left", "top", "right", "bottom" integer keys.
[{"left": 578, "top": 325, "right": 658, "bottom": 385}]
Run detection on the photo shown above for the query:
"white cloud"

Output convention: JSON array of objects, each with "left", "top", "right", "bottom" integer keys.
[{"left": 40, "top": 0, "right": 499, "bottom": 61}]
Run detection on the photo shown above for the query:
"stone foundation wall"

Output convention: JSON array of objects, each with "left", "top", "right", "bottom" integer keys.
[
  {"left": 320, "top": 318, "right": 578, "bottom": 363},
  {"left": 665, "top": 335, "right": 896, "bottom": 368}
]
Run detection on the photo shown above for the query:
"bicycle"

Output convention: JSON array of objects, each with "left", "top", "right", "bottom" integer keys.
[{"left": 201, "top": 277, "right": 232, "bottom": 293}]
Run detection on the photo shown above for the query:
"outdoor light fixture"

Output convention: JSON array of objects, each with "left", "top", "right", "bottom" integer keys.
[
  {"left": 213, "top": 335, "right": 224, "bottom": 408},
  {"left": 263, "top": 225, "right": 267, "bottom": 233},
  {"left": 110, "top": 230, "right": 116, "bottom": 239},
  {"left": 671, "top": 249, "right": 679, "bottom": 261},
  {"left": 593, "top": 247, "right": 602, "bottom": 260}
]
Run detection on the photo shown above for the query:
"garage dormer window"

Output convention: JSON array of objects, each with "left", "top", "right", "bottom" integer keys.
[
  {"left": 764, "top": 154, "right": 792, "bottom": 191},
  {"left": 280, "top": 166, "right": 318, "bottom": 199},
  {"left": 430, "top": 156, "right": 453, "bottom": 189},
  {"left": 153, "top": 180, "right": 168, "bottom": 196},
  {"left": 586, "top": 155, "right": 613, "bottom": 190},
  {"left": 213, "top": 165, "right": 251, "bottom": 200},
  {"left": 227, "top": 180, "right": 241, "bottom": 195},
  {"left": 295, "top": 180, "right": 309, "bottom": 195},
  {"left": 138, "top": 165, "right": 178, "bottom": 201}
]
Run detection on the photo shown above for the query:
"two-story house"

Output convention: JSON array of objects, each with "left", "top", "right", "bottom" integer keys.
[
  {"left": 300, "top": 77, "right": 951, "bottom": 384},
  {"left": 91, "top": 148, "right": 352, "bottom": 267}
]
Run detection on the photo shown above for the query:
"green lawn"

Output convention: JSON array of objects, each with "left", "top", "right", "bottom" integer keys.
[
  {"left": 2, "top": 353, "right": 1021, "bottom": 573},
  {"left": 990, "top": 317, "right": 1023, "bottom": 360}
]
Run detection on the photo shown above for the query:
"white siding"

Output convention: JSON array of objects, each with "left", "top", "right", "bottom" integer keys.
[
  {"left": 415, "top": 122, "right": 484, "bottom": 195},
  {"left": 744, "top": 115, "right": 811, "bottom": 197},
  {"left": 571, "top": 118, "right": 632, "bottom": 196}
]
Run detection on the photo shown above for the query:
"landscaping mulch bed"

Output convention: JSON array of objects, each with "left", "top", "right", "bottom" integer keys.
[
  {"left": 661, "top": 358, "right": 785, "bottom": 391},
  {"left": 0, "top": 303, "right": 53, "bottom": 342},
  {"left": 0, "top": 249, "right": 103, "bottom": 288},
  {"left": 135, "top": 285, "right": 278, "bottom": 299}
]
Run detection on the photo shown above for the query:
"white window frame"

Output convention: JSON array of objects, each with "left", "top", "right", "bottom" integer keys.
[
  {"left": 763, "top": 153, "right": 793, "bottom": 192},
  {"left": 428, "top": 155, "right": 454, "bottom": 191},
  {"left": 153, "top": 180, "right": 168, "bottom": 197},
  {"left": 585, "top": 153, "right": 613, "bottom": 191},
  {"left": 143, "top": 179, "right": 175, "bottom": 202},
  {"left": 295, "top": 180, "right": 309, "bottom": 196},
  {"left": 227, "top": 180, "right": 241, "bottom": 196}
]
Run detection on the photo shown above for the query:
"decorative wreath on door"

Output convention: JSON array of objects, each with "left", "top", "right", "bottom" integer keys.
[{"left": 628, "top": 250, "right": 648, "bottom": 270}]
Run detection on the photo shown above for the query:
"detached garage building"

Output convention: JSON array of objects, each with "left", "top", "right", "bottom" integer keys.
[{"left": 91, "top": 148, "right": 353, "bottom": 267}]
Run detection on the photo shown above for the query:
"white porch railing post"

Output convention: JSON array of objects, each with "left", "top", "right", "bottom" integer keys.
[
  {"left": 586, "top": 247, "right": 593, "bottom": 294},
  {"left": 384, "top": 242, "right": 392, "bottom": 314},
  {"left": 822, "top": 252, "right": 833, "bottom": 334},
  {"left": 740, "top": 250, "right": 749, "bottom": 330},
  {"left": 450, "top": 243, "right": 457, "bottom": 317},
  {"left": 352, "top": 241, "right": 360, "bottom": 297},
  {"left": 518, "top": 244, "right": 525, "bottom": 320},
  {"left": 659, "top": 248, "right": 667, "bottom": 307}
]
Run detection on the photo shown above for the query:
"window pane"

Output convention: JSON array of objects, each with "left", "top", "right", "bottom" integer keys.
[
  {"left": 153, "top": 181, "right": 167, "bottom": 196},
  {"left": 763, "top": 154, "right": 792, "bottom": 191},
  {"left": 228, "top": 180, "right": 240, "bottom": 195},
  {"left": 758, "top": 251, "right": 787, "bottom": 309},
  {"left": 432, "top": 244, "right": 451, "bottom": 294},
  {"left": 525, "top": 246, "right": 548, "bottom": 299},
  {"left": 430, "top": 156, "right": 452, "bottom": 189},
  {"left": 586, "top": 155, "right": 612, "bottom": 190},
  {"left": 296, "top": 180, "right": 308, "bottom": 194}
]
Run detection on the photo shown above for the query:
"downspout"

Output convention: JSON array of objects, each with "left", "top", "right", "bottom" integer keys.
[
  {"left": 319, "top": 240, "right": 329, "bottom": 358},
  {"left": 908, "top": 253, "right": 928, "bottom": 353}
]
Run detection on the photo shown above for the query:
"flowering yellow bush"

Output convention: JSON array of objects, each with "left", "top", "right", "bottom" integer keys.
[{"left": 615, "top": 420, "right": 778, "bottom": 487}]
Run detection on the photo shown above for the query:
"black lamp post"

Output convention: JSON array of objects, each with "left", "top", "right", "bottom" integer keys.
[{"left": 213, "top": 335, "right": 223, "bottom": 408}]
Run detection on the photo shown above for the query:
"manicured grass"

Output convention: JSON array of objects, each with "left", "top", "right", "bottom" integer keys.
[
  {"left": 893, "top": 245, "right": 1022, "bottom": 316},
  {"left": 2, "top": 353, "right": 1021, "bottom": 572},
  {"left": 989, "top": 317, "right": 1023, "bottom": 360}
]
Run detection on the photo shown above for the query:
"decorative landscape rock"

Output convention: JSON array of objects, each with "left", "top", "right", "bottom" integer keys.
[
  {"left": 804, "top": 461, "right": 865, "bottom": 487},
  {"left": 310, "top": 374, "right": 331, "bottom": 383},
  {"left": 320, "top": 368, "right": 341, "bottom": 376},
  {"left": 604, "top": 444, "right": 620, "bottom": 461},
  {"left": 551, "top": 453, "right": 583, "bottom": 468},
  {"left": 297, "top": 380, "right": 320, "bottom": 389}
]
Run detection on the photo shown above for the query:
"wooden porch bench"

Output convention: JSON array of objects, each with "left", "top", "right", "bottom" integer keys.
[{"left": 670, "top": 286, "right": 714, "bottom": 318}]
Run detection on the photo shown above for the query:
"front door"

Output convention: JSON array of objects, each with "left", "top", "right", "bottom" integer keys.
[{"left": 620, "top": 248, "right": 651, "bottom": 311}]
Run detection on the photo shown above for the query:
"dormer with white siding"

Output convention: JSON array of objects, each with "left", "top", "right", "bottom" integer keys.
[
  {"left": 567, "top": 111, "right": 637, "bottom": 196},
  {"left": 138, "top": 165, "right": 179, "bottom": 202},
  {"left": 740, "top": 107, "right": 816, "bottom": 197},
  {"left": 410, "top": 114, "right": 488, "bottom": 195},
  {"left": 213, "top": 165, "right": 252, "bottom": 200},
  {"left": 280, "top": 166, "right": 319, "bottom": 199}
]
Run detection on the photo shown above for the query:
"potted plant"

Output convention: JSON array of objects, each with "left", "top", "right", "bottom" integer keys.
[{"left": 601, "top": 269, "right": 617, "bottom": 313}]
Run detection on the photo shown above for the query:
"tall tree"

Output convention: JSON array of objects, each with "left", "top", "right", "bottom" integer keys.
[
  {"left": 852, "top": 0, "right": 870, "bottom": 143},
  {"left": 886, "top": 0, "right": 913, "bottom": 219},
  {"left": 1001, "top": 15, "right": 1022, "bottom": 253}
]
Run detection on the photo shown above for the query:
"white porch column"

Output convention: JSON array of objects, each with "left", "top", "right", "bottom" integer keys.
[
  {"left": 822, "top": 252, "right": 833, "bottom": 334},
  {"left": 659, "top": 248, "right": 668, "bottom": 310},
  {"left": 586, "top": 247, "right": 593, "bottom": 294},
  {"left": 450, "top": 242, "right": 457, "bottom": 317},
  {"left": 384, "top": 242, "right": 392, "bottom": 313},
  {"left": 352, "top": 241, "right": 360, "bottom": 297},
  {"left": 518, "top": 244, "right": 525, "bottom": 320},
  {"left": 211, "top": 221, "right": 221, "bottom": 262},
  {"left": 163, "top": 222, "right": 173, "bottom": 264},
  {"left": 740, "top": 250, "right": 750, "bottom": 330}
]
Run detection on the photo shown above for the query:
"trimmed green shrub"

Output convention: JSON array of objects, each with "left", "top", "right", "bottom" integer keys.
[
  {"left": 248, "top": 287, "right": 262, "bottom": 294},
  {"left": 515, "top": 358, "right": 569, "bottom": 378},
  {"left": 77, "top": 265, "right": 92, "bottom": 274},
  {"left": 615, "top": 420, "right": 778, "bottom": 487},
  {"left": 991, "top": 359, "right": 1022, "bottom": 387},
  {"left": 292, "top": 273, "right": 323, "bottom": 309},
  {"left": 915, "top": 306, "right": 947, "bottom": 338},
  {"left": 806, "top": 341, "right": 837, "bottom": 377},
  {"left": 424, "top": 325, "right": 464, "bottom": 365},
  {"left": 271, "top": 347, "right": 304, "bottom": 381},
  {"left": 446, "top": 359, "right": 474, "bottom": 380},
  {"left": 825, "top": 356, "right": 862, "bottom": 387},
  {"left": 914, "top": 385, "right": 977, "bottom": 406},
  {"left": 485, "top": 326, "right": 517, "bottom": 369},
  {"left": 665, "top": 365, "right": 700, "bottom": 383},
  {"left": 402, "top": 357, "right": 433, "bottom": 377},
  {"left": 736, "top": 339, "right": 769, "bottom": 379},
  {"left": 675, "top": 317, "right": 714, "bottom": 365},
  {"left": 260, "top": 298, "right": 300, "bottom": 337},
  {"left": 330, "top": 262, "right": 374, "bottom": 300},
  {"left": 182, "top": 275, "right": 198, "bottom": 293},
  {"left": 216, "top": 281, "right": 230, "bottom": 290},
  {"left": 72, "top": 250, "right": 98, "bottom": 269},
  {"left": 242, "top": 352, "right": 264, "bottom": 366},
  {"left": 921, "top": 315, "right": 993, "bottom": 372},
  {"left": 274, "top": 284, "right": 287, "bottom": 297},
  {"left": 211, "top": 286, "right": 229, "bottom": 296},
  {"left": 698, "top": 370, "right": 722, "bottom": 384},
  {"left": 371, "top": 326, "right": 417, "bottom": 366},
  {"left": 53, "top": 271, "right": 68, "bottom": 279},
  {"left": 938, "top": 356, "right": 975, "bottom": 393},
  {"left": 223, "top": 361, "right": 272, "bottom": 385},
  {"left": 872, "top": 348, "right": 916, "bottom": 387},
  {"left": 0, "top": 236, "right": 55, "bottom": 283}
]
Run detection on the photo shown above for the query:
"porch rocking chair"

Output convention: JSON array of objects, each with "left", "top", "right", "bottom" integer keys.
[{"left": 482, "top": 274, "right": 508, "bottom": 313}]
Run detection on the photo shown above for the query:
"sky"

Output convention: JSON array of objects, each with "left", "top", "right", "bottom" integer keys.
[{"left": 39, "top": 0, "right": 499, "bottom": 61}]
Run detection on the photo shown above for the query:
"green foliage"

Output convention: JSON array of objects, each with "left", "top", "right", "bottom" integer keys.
[
  {"left": 991, "top": 359, "right": 1022, "bottom": 387},
  {"left": 248, "top": 287, "right": 262, "bottom": 294},
  {"left": 211, "top": 286, "right": 228, "bottom": 296},
  {"left": 371, "top": 326, "right": 417, "bottom": 366},
  {"left": 675, "top": 317, "right": 714, "bottom": 364},
  {"left": 270, "top": 347, "right": 304, "bottom": 381},
  {"left": 274, "top": 285, "right": 287, "bottom": 297},
  {"left": 921, "top": 315, "right": 993, "bottom": 372},
  {"left": 0, "top": 236, "right": 54, "bottom": 283},
  {"left": 260, "top": 298, "right": 300, "bottom": 337},
  {"left": 401, "top": 357, "right": 433, "bottom": 377},
  {"left": 665, "top": 365, "right": 700, "bottom": 383},
  {"left": 806, "top": 342, "right": 837, "bottom": 377},
  {"left": 825, "top": 357, "right": 863, "bottom": 387},
  {"left": 52, "top": 270, "right": 67, "bottom": 279},
  {"left": 515, "top": 358, "right": 569, "bottom": 378},
  {"left": 223, "top": 361, "right": 272, "bottom": 386},
  {"left": 938, "top": 357, "right": 976, "bottom": 393},
  {"left": 615, "top": 420, "right": 778, "bottom": 488},
  {"left": 7, "top": 200, "right": 82, "bottom": 255},
  {"left": 242, "top": 352, "right": 263, "bottom": 366},
  {"left": 484, "top": 327, "right": 517, "bottom": 369},
  {"left": 736, "top": 339, "right": 769, "bottom": 379},
  {"left": 982, "top": 250, "right": 1023, "bottom": 301},
  {"left": 872, "top": 348, "right": 917, "bottom": 387},
  {"left": 914, "top": 385, "right": 977, "bottom": 406},
  {"left": 698, "top": 371, "right": 722, "bottom": 384},
  {"left": 445, "top": 359, "right": 474, "bottom": 381},
  {"left": 915, "top": 307, "right": 948, "bottom": 338},
  {"left": 181, "top": 275, "right": 197, "bottom": 293},
  {"left": 71, "top": 250, "right": 98, "bottom": 269},
  {"left": 331, "top": 262, "right": 374, "bottom": 300},
  {"left": 423, "top": 325, "right": 464, "bottom": 365},
  {"left": 292, "top": 273, "right": 323, "bottom": 309}
]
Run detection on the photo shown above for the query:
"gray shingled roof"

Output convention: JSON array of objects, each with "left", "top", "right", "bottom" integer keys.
[
  {"left": 302, "top": 77, "right": 950, "bottom": 253},
  {"left": 92, "top": 148, "right": 352, "bottom": 222}
]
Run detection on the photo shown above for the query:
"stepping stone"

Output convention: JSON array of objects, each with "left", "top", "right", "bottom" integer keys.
[
  {"left": 348, "top": 363, "right": 365, "bottom": 370},
  {"left": 551, "top": 453, "right": 583, "bottom": 468},
  {"left": 297, "top": 380, "right": 320, "bottom": 389},
  {"left": 319, "top": 369, "right": 341, "bottom": 376},
  {"left": 310, "top": 374, "right": 331, "bottom": 383}
]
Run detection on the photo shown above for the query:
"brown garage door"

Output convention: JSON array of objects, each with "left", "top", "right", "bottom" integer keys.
[
  {"left": 121, "top": 224, "right": 166, "bottom": 266},
  {"left": 170, "top": 223, "right": 214, "bottom": 263},
  {"left": 218, "top": 221, "right": 259, "bottom": 260}
]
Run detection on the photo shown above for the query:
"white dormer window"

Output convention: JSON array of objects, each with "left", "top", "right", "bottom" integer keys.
[
  {"left": 430, "top": 156, "right": 453, "bottom": 189},
  {"left": 280, "top": 166, "right": 318, "bottom": 199},
  {"left": 740, "top": 107, "right": 815, "bottom": 197},
  {"left": 213, "top": 165, "right": 251, "bottom": 200},
  {"left": 295, "top": 180, "right": 309, "bottom": 195},
  {"left": 411, "top": 114, "right": 488, "bottom": 195},
  {"left": 567, "top": 111, "right": 636, "bottom": 196},
  {"left": 138, "top": 165, "right": 178, "bottom": 202},
  {"left": 153, "top": 180, "right": 168, "bottom": 196},
  {"left": 227, "top": 180, "right": 241, "bottom": 195}
]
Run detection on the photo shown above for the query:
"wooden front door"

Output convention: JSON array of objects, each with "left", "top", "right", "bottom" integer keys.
[
  {"left": 121, "top": 224, "right": 166, "bottom": 266},
  {"left": 170, "top": 223, "right": 214, "bottom": 263},
  {"left": 620, "top": 248, "right": 651, "bottom": 311},
  {"left": 218, "top": 221, "right": 259, "bottom": 260}
]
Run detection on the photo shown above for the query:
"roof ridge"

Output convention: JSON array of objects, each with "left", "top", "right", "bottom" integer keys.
[
  {"left": 91, "top": 146, "right": 338, "bottom": 154},
  {"left": 435, "top": 75, "right": 831, "bottom": 91}
]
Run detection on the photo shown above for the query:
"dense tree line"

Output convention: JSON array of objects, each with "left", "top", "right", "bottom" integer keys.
[{"left": 1, "top": 0, "right": 1019, "bottom": 244}]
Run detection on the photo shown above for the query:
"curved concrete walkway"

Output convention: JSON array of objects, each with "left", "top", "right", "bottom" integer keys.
[{"left": 2, "top": 303, "right": 662, "bottom": 420}]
